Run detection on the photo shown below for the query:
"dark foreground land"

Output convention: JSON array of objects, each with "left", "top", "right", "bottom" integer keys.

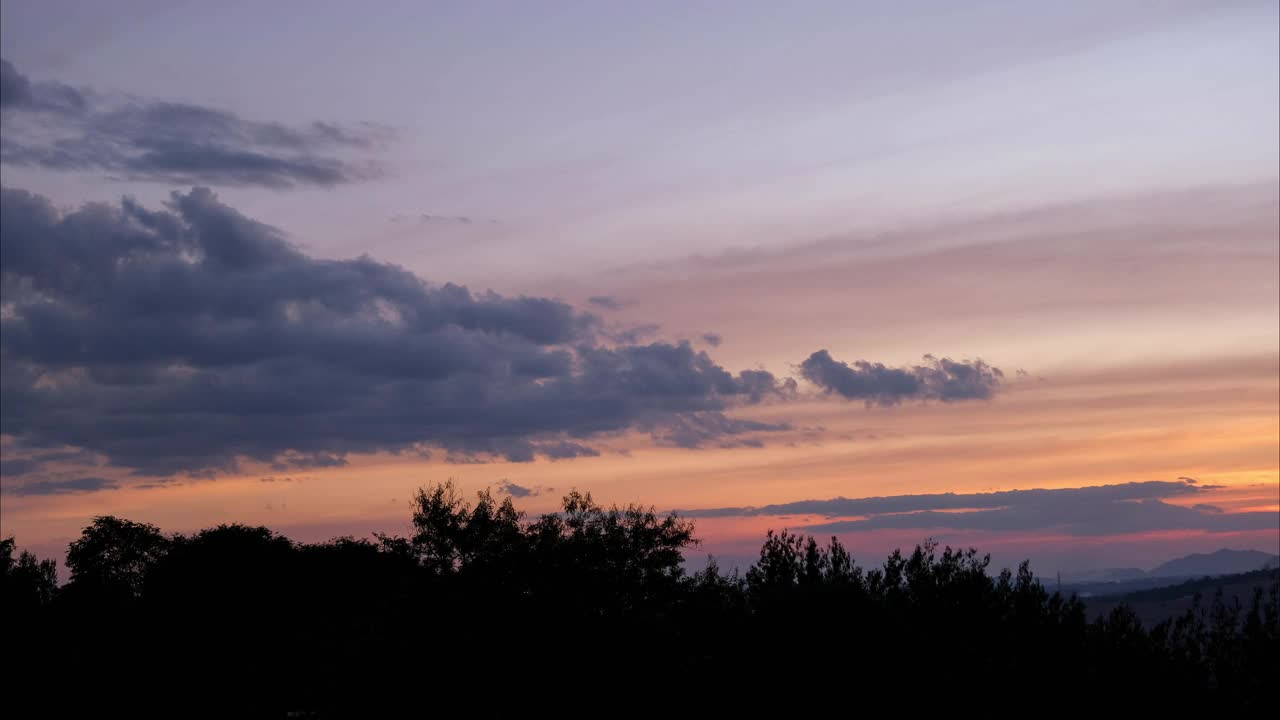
[{"left": 3, "top": 483, "right": 1277, "bottom": 717}]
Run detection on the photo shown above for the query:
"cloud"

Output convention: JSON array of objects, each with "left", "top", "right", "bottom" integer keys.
[
  {"left": 587, "top": 296, "right": 624, "bottom": 311},
  {"left": 5, "top": 476, "right": 119, "bottom": 496},
  {"left": 494, "top": 479, "right": 555, "bottom": 498},
  {"left": 501, "top": 481, "right": 534, "bottom": 497},
  {"left": 0, "top": 457, "right": 43, "bottom": 477},
  {"left": 0, "top": 59, "right": 33, "bottom": 107},
  {"left": 419, "top": 214, "right": 473, "bottom": 225},
  {"left": 682, "top": 480, "right": 1209, "bottom": 517},
  {"left": 799, "top": 350, "right": 1002, "bottom": 405},
  {"left": 0, "top": 186, "right": 801, "bottom": 475},
  {"left": 0, "top": 58, "right": 386, "bottom": 188},
  {"left": 269, "top": 452, "right": 347, "bottom": 471},
  {"left": 526, "top": 440, "right": 599, "bottom": 460},
  {"left": 702, "top": 333, "right": 723, "bottom": 347},
  {"left": 392, "top": 214, "right": 486, "bottom": 226},
  {"left": 0, "top": 447, "right": 100, "bottom": 477},
  {"left": 678, "top": 480, "right": 1277, "bottom": 537},
  {"left": 646, "top": 411, "right": 787, "bottom": 449},
  {"left": 609, "top": 323, "right": 662, "bottom": 345},
  {"left": 1, "top": 58, "right": 86, "bottom": 114}
]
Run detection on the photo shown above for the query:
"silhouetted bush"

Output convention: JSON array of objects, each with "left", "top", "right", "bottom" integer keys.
[{"left": 2, "top": 482, "right": 1276, "bottom": 717}]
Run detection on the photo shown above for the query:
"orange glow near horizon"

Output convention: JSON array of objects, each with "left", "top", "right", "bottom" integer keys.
[{"left": 4, "top": 350, "right": 1276, "bottom": 573}]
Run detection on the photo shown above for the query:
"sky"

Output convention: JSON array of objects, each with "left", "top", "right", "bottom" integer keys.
[{"left": 1, "top": 0, "right": 1277, "bottom": 575}]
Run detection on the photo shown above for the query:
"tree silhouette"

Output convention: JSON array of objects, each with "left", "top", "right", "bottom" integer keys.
[
  {"left": 407, "top": 480, "right": 524, "bottom": 575},
  {"left": 0, "top": 536, "right": 57, "bottom": 609},
  {"left": 0, "top": 482, "right": 1274, "bottom": 716},
  {"left": 63, "top": 515, "right": 169, "bottom": 606}
]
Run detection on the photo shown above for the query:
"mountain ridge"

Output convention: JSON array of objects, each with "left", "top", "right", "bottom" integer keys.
[
  {"left": 1149, "top": 548, "right": 1279, "bottom": 577},
  {"left": 1056, "top": 548, "right": 1279, "bottom": 598}
]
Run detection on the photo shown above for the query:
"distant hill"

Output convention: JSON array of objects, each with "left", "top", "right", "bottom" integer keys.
[
  {"left": 1084, "top": 567, "right": 1280, "bottom": 627},
  {"left": 1149, "top": 548, "right": 1279, "bottom": 577},
  {"left": 1054, "top": 548, "right": 1279, "bottom": 598}
]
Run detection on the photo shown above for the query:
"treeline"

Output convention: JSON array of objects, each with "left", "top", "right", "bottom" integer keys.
[{"left": 2, "top": 483, "right": 1277, "bottom": 717}]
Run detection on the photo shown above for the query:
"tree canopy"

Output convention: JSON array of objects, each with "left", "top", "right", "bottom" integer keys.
[{"left": 2, "top": 482, "right": 1275, "bottom": 717}]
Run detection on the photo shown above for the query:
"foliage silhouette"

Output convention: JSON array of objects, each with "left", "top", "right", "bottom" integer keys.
[
  {"left": 1, "top": 535, "right": 57, "bottom": 609},
  {"left": 64, "top": 516, "right": 169, "bottom": 606},
  {"left": 1, "top": 482, "right": 1275, "bottom": 717}
]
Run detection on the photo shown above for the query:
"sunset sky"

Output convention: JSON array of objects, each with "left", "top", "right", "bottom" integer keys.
[{"left": 1, "top": 0, "right": 1277, "bottom": 575}]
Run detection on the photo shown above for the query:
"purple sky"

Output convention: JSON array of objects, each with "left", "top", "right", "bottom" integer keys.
[{"left": 1, "top": 0, "right": 1277, "bottom": 574}]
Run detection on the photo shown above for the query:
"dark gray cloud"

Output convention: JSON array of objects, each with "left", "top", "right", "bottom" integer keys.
[
  {"left": 739, "top": 370, "right": 795, "bottom": 403},
  {"left": 799, "top": 350, "right": 1002, "bottom": 405},
  {"left": 494, "top": 479, "right": 554, "bottom": 498},
  {"left": 702, "top": 333, "right": 723, "bottom": 347},
  {"left": 646, "top": 411, "right": 786, "bottom": 449},
  {"left": 587, "top": 296, "right": 624, "bottom": 311},
  {"left": 0, "top": 186, "right": 797, "bottom": 476},
  {"left": 0, "top": 457, "right": 43, "bottom": 477},
  {"left": 1, "top": 59, "right": 33, "bottom": 107},
  {"left": 0, "top": 59, "right": 386, "bottom": 188},
  {"left": 682, "top": 480, "right": 1209, "bottom": 517},
  {"left": 269, "top": 453, "right": 347, "bottom": 471},
  {"left": 609, "top": 323, "right": 662, "bottom": 345},
  {"left": 527, "top": 440, "right": 599, "bottom": 460},
  {"left": 0, "top": 447, "right": 100, "bottom": 477},
  {"left": 5, "top": 476, "right": 119, "bottom": 496},
  {"left": 501, "top": 481, "right": 534, "bottom": 498},
  {"left": 678, "top": 480, "right": 1278, "bottom": 537},
  {"left": 0, "top": 58, "right": 86, "bottom": 115}
]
